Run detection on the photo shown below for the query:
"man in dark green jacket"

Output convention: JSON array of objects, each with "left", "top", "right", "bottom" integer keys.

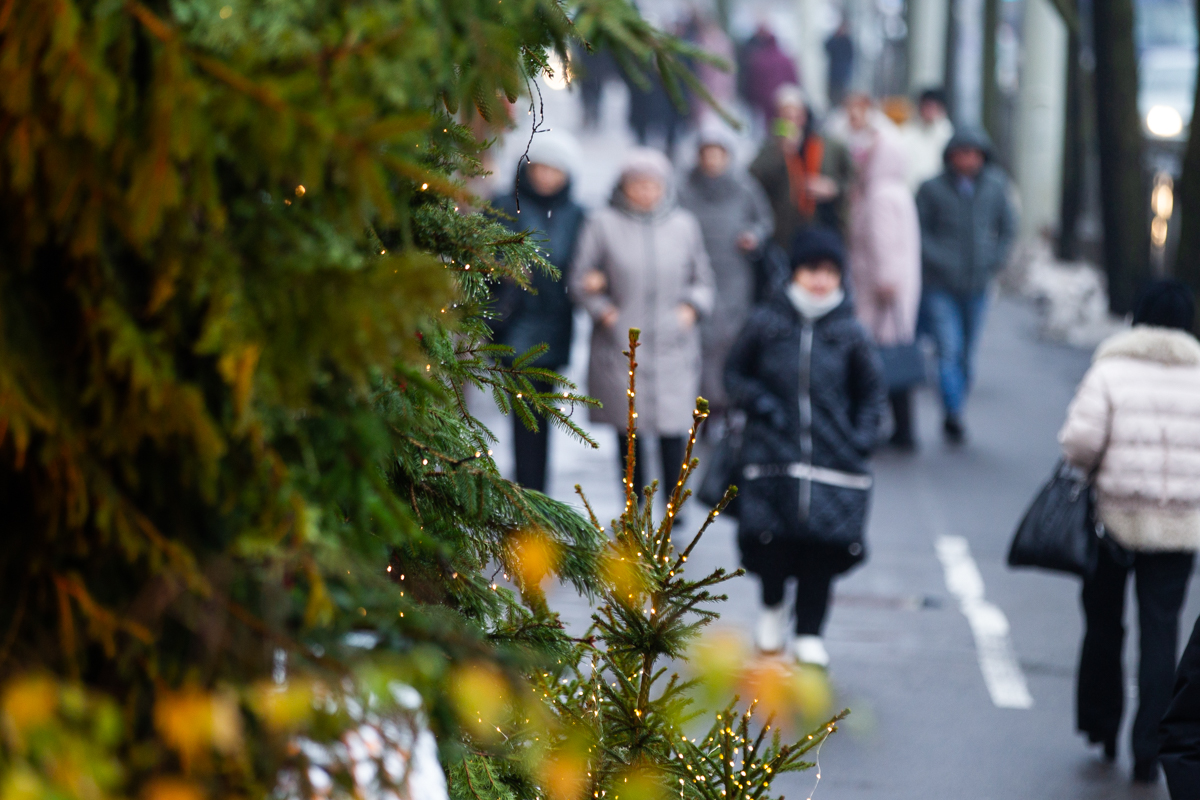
[{"left": 916, "top": 127, "right": 1016, "bottom": 443}]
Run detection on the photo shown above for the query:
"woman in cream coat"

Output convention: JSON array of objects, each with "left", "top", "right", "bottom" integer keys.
[
  {"left": 1059, "top": 281, "right": 1200, "bottom": 783},
  {"left": 571, "top": 148, "right": 715, "bottom": 495}
]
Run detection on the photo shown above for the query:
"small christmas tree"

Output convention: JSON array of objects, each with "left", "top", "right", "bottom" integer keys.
[{"left": 492, "top": 330, "right": 846, "bottom": 800}]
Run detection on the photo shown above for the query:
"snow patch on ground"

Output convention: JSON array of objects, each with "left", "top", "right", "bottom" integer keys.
[{"left": 1002, "top": 238, "right": 1127, "bottom": 349}]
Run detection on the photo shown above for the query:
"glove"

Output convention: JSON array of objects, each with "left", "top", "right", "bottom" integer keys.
[{"left": 753, "top": 393, "right": 789, "bottom": 430}]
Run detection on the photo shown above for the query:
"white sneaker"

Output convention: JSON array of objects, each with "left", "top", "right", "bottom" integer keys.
[
  {"left": 793, "top": 635, "right": 830, "bottom": 668},
  {"left": 755, "top": 603, "right": 789, "bottom": 654}
]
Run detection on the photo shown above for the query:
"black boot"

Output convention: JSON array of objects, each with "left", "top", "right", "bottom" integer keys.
[
  {"left": 943, "top": 414, "right": 966, "bottom": 445},
  {"left": 1133, "top": 757, "right": 1159, "bottom": 783},
  {"left": 888, "top": 390, "right": 917, "bottom": 451}
]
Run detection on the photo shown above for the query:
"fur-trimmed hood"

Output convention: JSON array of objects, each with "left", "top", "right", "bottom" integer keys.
[{"left": 1094, "top": 325, "right": 1200, "bottom": 367}]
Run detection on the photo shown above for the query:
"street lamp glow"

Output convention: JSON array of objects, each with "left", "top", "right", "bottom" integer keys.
[
  {"left": 1146, "top": 105, "right": 1184, "bottom": 138},
  {"left": 544, "top": 51, "right": 570, "bottom": 90}
]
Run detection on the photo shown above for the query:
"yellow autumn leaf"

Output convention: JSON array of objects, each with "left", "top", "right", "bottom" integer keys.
[
  {"left": 154, "top": 686, "right": 242, "bottom": 769},
  {"left": 507, "top": 528, "right": 561, "bottom": 588},
  {"left": 1, "top": 675, "right": 59, "bottom": 741},
  {"left": 600, "top": 543, "right": 649, "bottom": 606},
  {"left": 449, "top": 662, "right": 511, "bottom": 742},
  {"left": 251, "top": 681, "right": 314, "bottom": 732},
  {"left": 143, "top": 777, "right": 204, "bottom": 800}
]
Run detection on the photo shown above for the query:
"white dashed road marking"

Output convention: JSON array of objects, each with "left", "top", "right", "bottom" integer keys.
[{"left": 935, "top": 535, "right": 1034, "bottom": 709}]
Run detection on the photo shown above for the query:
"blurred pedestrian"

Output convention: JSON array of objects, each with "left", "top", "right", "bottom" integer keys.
[
  {"left": 899, "top": 88, "right": 954, "bottom": 192},
  {"left": 490, "top": 133, "right": 587, "bottom": 492},
  {"left": 1059, "top": 281, "right": 1200, "bottom": 784},
  {"left": 743, "top": 26, "right": 800, "bottom": 128},
  {"left": 916, "top": 127, "right": 1016, "bottom": 443},
  {"left": 750, "top": 85, "right": 852, "bottom": 251},
  {"left": 725, "top": 228, "right": 886, "bottom": 667},
  {"left": 847, "top": 127, "right": 922, "bottom": 450},
  {"left": 623, "top": 67, "right": 687, "bottom": 158},
  {"left": 571, "top": 148, "right": 715, "bottom": 494},
  {"left": 824, "top": 19, "right": 854, "bottom": 108},
  {"left": 574, "top": 47, "right": 616, "bottom": 130},
  {"left": 691, "top": 15, "right": 737, "bottom": 112},
  {"left": 678, "top": 127, "right": 774, "bottom": 419},
  {"left": 1162, "top": 615, "right": 1200, "bottom": 795}
]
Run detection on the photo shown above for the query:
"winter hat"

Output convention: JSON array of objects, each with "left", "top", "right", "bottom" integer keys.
[
  {"left": 773, "top": 83, "right": 806, "bottom": 112},
  {"left": 695, "top": 122, "right": 737, "bottom": 154},
  {"left": 1133, "top": 280, "right": 1196, "bottom": 331},
  {"left": 524, "top": 130, "right": 582, "bottom": 177},
  {"left": 618, "top": 147, "right": 673, "bottom": 185},
  {"left": 790, "top": 227, "right": 846, "bottom": 273},
  {"left": 943, "top": 126, "right": 994, "bottom": 163}
]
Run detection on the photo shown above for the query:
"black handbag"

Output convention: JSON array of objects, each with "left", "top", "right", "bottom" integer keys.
[
  {"left": 697, "top": 412, "right": 744, "bottom": 516},
  {"left": 1007, "top": 460, "right": 1103, "bottom": 578},
  {"left": 876, "top": 305, "right": 926, "bottom": 391}
]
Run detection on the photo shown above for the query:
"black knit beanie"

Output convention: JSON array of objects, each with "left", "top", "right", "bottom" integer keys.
[
  {"left": 1132, "top": 280, "right": 1195, "bottom": 331},
  {"left": 790, "top": 227, "right": 846, "bottom": 274}
]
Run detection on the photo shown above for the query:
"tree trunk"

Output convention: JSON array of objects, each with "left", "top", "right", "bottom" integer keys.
[
  {"left": 945, "top": 0, "right": 959, "bottom": 118},
  {"left": 1057, "top": 29, "right": 1085, "bottom": 260},
  {"left": 1092, "top": 0, "right": 1149, "bottom": 314},
  {"left": 1172, "top": 0, "right": 1200, "bottom": 310},
  {"left": 982, "top": 0, "right": 1001, "bottom": 140}
]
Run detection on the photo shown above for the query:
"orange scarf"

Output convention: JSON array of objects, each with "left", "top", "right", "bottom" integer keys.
[{"left": 784, "top": 135, "right": 825, "bottom": 220}]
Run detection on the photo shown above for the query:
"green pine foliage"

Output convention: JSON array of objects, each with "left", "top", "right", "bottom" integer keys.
[
  {"left": 0, "top": 3, "right": 831, "bottom": 800},
  {"left": 526, "top": 331, "right": 843, "bottom": 800}
]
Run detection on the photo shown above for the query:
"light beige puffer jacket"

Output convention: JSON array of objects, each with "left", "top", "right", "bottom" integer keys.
[{"left": 1059, "top": 326, "right": 1200, "bottom": 551}]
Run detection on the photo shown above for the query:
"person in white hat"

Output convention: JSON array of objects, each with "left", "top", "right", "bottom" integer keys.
[
  {"left": 490, "top": 130, "right": 586, "bottom": 492},
  {"left": 677, "top": 126, "right": 773, "bottom": 421}
]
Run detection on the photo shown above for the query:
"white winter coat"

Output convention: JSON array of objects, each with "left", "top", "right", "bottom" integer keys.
[{"left": 1059, "top": 326, "right": 1200, "bottom": 551}]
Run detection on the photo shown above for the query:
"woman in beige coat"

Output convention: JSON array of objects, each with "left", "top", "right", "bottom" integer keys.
[
  {"left": 571, "top": 149, "right": 715, "bottom": 493},
  {"left": 1059, "top": 281, "right": 1200, "bottom": 782}
]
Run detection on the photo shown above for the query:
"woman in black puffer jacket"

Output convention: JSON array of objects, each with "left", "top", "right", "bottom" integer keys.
[{"left": 724, "top": 227, "right": 886, "bottom": 667}]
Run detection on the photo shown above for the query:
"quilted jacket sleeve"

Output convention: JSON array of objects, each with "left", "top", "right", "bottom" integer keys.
[{"left": 1058, "top": 362, "right": 1112, "bottom": 472}]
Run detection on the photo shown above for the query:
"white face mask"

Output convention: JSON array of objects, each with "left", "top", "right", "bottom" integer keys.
[{"left": 787, "top": 283, "right": 845, "bottom": 320}]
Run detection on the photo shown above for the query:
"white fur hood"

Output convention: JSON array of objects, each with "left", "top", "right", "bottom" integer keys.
[{"left": 1094, "top": 325, "right": 1200, "bottom": 367}]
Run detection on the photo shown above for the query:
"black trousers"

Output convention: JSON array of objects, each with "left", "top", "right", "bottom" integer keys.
[
  {"left": 617, "top": 434, "right": 686, "bottom": 499},
  {"left": 511, "top": 378, "right": 556, "bottom": 493},
  {"left": 1078, "top": 543, "right": 1195, "bottom": 764},
  {"left": 889, "top": 388, "right": 915, "bottom": 445},
  {"left": 758, "top": 557, "right": 837, "bottom": 636}
]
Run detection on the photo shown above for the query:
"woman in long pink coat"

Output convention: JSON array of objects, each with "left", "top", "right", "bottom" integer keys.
[{"left": 847, "top": 126, "right": 921, "bottom": 449}]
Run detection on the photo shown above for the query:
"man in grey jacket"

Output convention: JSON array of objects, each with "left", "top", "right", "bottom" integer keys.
[{"left": 916, "top": 127, "right": 1016, "bottom": 443}]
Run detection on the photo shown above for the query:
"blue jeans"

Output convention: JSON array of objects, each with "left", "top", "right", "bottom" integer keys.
[{"left": 918, "top": 289, "right": 989, "bottom": 417}]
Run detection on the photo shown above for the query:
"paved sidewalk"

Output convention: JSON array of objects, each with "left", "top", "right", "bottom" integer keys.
[{"left": 472, "top": 80, "right": 1197, "bottom": 799}]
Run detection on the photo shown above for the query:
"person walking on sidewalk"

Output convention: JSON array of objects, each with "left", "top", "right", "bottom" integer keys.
[
  {"left": 750, "top": 85, "right": 852, "bottom": 250},
  {"left": 725, "top": 228, "right": 886, "bottom": 667},
  {"left": 916, "top": 127, "right": 1016, "bottom": 443},
  {"left": 743, "top": 27, "right": 800, "bottom": 129},
  {"left": 571, "top": 148, "right": 715, "bottom": 495},
  {"left": 490, "top": 132, "right": 586, "bottom": 492},
  {"left": 1059, "top": 281, "right": 1200, "bottom": 784},
  {"left": 900, "top": 88, "right": 954, "bottom": 192},
  {"left": 847, "top": 127, "right": 922, "bottom": 450},
  {"left": 678, "top": 127, "right": 774, "bottom": 421}
]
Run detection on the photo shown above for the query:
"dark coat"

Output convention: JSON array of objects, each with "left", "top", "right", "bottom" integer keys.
[
  {"left": 915, "top": 129, "right": 1017, "bottom": 298},
  {"left": 490, "top": 167, "right": 585, "bottom": 368},
  {"left": 1161, "top": 614, "right": 1200, "bottom": 795},
  {"left": 724, "top": 294, "right": 887, "bottom": 574}
]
